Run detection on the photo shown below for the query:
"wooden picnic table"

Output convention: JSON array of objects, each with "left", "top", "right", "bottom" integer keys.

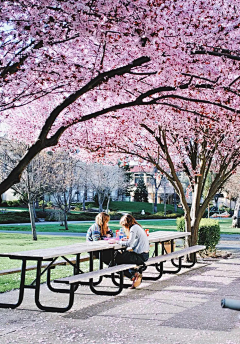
[{"left": 0, "top": 230, "right": 191, "bottom": 312}]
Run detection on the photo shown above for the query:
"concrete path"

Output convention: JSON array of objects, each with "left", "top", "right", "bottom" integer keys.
[
  {"left": 0, "top": 258, "right": 240, "bottom": 344},
  {"left": 0, "top": 237, "right": 239, "bottom": 343}
]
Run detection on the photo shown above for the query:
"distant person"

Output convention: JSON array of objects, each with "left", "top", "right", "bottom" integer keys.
[
  {"left": 86, "top": 212, "right": 113, "bottom": 265},
  {"left": 115, "top": 214, "right": 149, "bottom": 289}
]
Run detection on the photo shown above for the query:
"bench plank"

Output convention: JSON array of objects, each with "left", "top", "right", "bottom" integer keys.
[
  {"left": 55, "top": 263, "right": 137, "bottom": 284},
  {"left": 145, "top": 245, "right": 206, "bottom": 266}
]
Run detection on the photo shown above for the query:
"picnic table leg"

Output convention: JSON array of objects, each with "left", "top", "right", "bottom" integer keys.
[
  {"left": 46, "top": 254, "right": 81, "bottom": 293},
  {"left": 34, "top": 260, "right": 75, "bottom": 313},
  {"left": 0, "top": 260, "right": 26, "bottom": 309},
  {"left": 84, "top": 249, "right": 116, "bottom": 287},
  {"left": 80, "top": 251, "right": 104, "bottom": 286},
  {"left": 163, "top": 257, "right": 182, "bottom": 274},
  {"left": 89, "top": 271, "right": 124, "bottom": 296},
  {"left": 178, "top": 252, "right": 197, "bottom": 268},
  {"left": 111, "top": 272, "right": 133, "bottom": 288},
  {"left": 142, "top": 262, "right": 164, "bottom": 281}
]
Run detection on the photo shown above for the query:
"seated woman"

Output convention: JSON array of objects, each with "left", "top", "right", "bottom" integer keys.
[
  {"left": 115, "top": 214, "right": 149, "bottom": 289},
  {"left": 86, "top": 212, "right": 113, "bottom": 266}
]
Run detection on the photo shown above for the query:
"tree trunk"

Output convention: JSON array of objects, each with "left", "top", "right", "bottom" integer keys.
[
  {"left": 82, "top": 186, "right": 87, "bottom": 211},
  {"left": 173, "top": 190, "right": 177, "bottom": 212},
  {"left": 106, "top": 195, "right": 111, "bottom": 213},
  {"left": 42, "top": 194, "right": 45, "bottom": 212},
  {"left": 98, "top": 193, "right": 104, "bottom": 212},
  {"left": 28, "top": 199, "right": 37, "bottom": 241},
  {"left": 26, "top": 165, "right": 37, "bottom": 241},
  {"left": 33, "top": 201, "right": 38, "bottom": 222},
  {"left": 63, "top": 212, "right": 68, "bottom": 230},
  {"left": 154, "top": 191, "right": 158, "bottom": 213}
]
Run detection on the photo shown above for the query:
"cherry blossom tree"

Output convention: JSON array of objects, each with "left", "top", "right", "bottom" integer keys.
[
  {"left": 76, "top": 102, "right": 240, "bottom": 247},
  {"left": 1, "top": 0, "right": 240, "bottom": 251},
  {"left": 2, "top": 0, "right": 240, "bottom": 199}
]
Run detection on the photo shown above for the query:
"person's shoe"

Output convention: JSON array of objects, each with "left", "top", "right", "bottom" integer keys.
[{"left": 129, "top": 273, "right": 142, "bottom": 289}]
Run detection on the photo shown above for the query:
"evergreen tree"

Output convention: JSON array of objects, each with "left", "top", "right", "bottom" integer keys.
[
  {"left": 118, "top": 162, "right": 134, "bottom": 200},
  {"left": 134, "top": 177, "right": 148, "bottom": 202}
]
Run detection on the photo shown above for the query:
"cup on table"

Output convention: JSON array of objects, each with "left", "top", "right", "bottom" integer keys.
[
  {"left": 145, "top": 228, "right": 149, "bottom": 236},
  {"left": 115, "top": 230, "right": 119, "bottom": 239}
]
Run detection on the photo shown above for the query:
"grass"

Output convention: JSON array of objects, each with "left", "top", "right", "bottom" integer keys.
[
  {"left": 0, "top": 219, "right": 178, "bottom": 233},
  {"left": 0, "top": 218, "right": 238, "bottom": 234}
]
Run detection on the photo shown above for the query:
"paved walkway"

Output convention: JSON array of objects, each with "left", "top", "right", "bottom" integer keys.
[{"left": 0, "top": 238, "right": 239, "bottom": 343}]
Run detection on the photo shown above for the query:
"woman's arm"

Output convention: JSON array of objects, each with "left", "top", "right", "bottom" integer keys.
[
  {"left": 91, "top": 224, "right": 101, "bottom": 241},
  {"left": 120, "top": 226, "right": 137, "bottom": 247},
  {"left": 106, "top": 229, "right": 114, "bottom": 238}
]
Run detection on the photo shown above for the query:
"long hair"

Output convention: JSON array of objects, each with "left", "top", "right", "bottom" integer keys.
[
  {"left": 95, "top": 212, "right": 110, "bottom": 236},
  {"left": 120, "top": 214, "right": 142, "bottom": 229}
]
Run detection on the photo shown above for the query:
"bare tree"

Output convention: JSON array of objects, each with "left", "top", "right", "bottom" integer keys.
[
  {"left": 0, "top": 138, "right": 52, "bottom": 240},
  {"left": 88, "top": 163, "right": 126, "bottom": 212},
  {"left": 223, "top": 169, "right": 240, "bottom": 210},
  {"left": 47, "top": 151, "right": 83, "bottom": 230}
]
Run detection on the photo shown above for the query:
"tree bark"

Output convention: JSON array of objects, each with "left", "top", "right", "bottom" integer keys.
[
  {"left": 28, "top": 198, "right": 37, "bottom": 241},
  {"left": 63, "top": 212, "right": 69, "bottom": 230},
  {"left": 106, "top": 195, "right": 111, "bottom": 214},
  {"left": 98, "top": 193, "right": 104, "bottom": 212}
]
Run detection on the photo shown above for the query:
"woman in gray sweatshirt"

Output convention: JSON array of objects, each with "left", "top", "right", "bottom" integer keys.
[{"left": 115, "top": 214, "right": 149, "bottom": 289}]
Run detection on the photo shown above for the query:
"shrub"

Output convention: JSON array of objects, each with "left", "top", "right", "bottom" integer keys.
[
  {"left": 35, "top": 210, "right": 47, "bottom": 219},
  {"left": 198, "top": 219, "right": 220, "bottom": 251},
  {"left": 176, "top": 216, "right": 185, "bottom": 232},
  {"left": 67, "top": 212, "right": 97, "bottom": 221},
  {"left": 176, "top": 216, "right": 220, "bottom": 251},
  {"left": 6, "top": 201, "right": 13, "bottom": 207},
  {"left": 0, "top": 211, "right": 30, "bottom": 223},
  {"left": 11, "top": 200, "right": 24, "bottom": 207},
  {"left": 108, "top": 211, "right": 121, "bottom": 220}
]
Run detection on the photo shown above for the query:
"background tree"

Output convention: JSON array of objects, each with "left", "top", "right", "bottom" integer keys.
[
  {"left": 117, "top": 161, "right": 134, "bottom": 201},
  {"left": 46, "top": 151, "right": 82, "bottom": 230},
  {"left": 223, "top": 169, "right": 240, "bottom": 210},
  {"left": 0, "top": 138, "right": 52, "bottom": 240},
  {"left": 134, "top": 177, "right": 148, "bottom": 203},
  {"left": 88, "top": 163, "right": 126, "bottom": 212},
  {"left": 150, "top": 168, "right": 162, "bottom": 213}
]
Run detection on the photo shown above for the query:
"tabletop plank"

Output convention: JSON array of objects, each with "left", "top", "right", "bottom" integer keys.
[{"left": 0, "top": 231, "right": 191, "bottom": 260}]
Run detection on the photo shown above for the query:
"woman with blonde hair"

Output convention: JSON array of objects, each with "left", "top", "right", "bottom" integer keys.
[
  {"left": 115, "top": 214, "right": 149, "bottom": 289},
  {"left": 86, "top": 212, "right": 113, "bottom": 265}
]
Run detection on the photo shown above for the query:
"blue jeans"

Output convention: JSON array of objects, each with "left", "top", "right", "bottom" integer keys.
[{"left": 115, "top": 251, "right": 149, "bottom": 279}]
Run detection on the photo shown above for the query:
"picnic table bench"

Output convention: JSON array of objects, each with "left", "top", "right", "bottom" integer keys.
[{"left": 0, "top": 231, "right": 205, "bottom": 313}]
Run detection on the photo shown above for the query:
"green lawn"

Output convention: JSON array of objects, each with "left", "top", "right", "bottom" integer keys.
[
  {"left": 0, "top": 219, "right": 177, "bottom": 233},
  {"left": 0, "top": 218, "right": 238, "bottom": 234}
]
